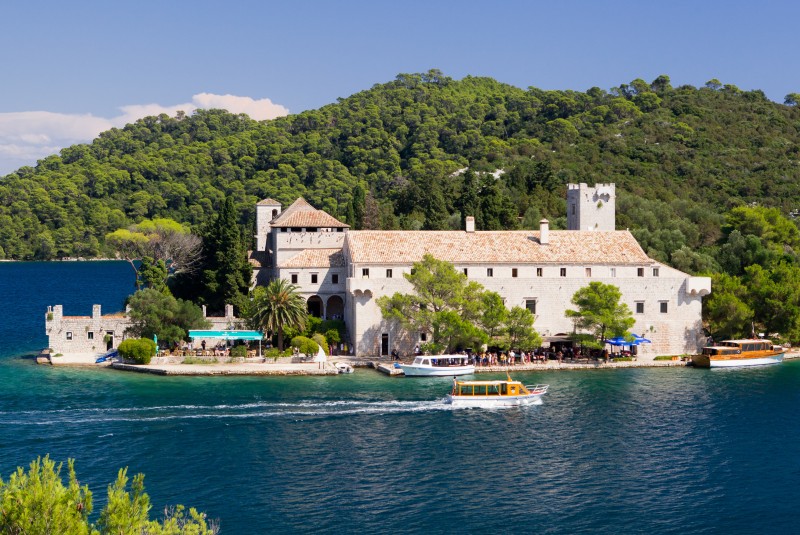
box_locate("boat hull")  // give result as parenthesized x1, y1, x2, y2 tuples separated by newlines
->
(445, 392, 545, 407)
(693, 352, 784, 368)
(400, 364, 475, 377)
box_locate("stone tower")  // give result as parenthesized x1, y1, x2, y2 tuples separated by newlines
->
(255, 198, 282, 252)
(566, 183, 615, 231)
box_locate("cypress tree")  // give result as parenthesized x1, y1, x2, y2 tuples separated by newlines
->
(200, 197, 252, 314)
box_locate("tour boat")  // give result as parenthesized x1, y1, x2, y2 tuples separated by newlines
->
(445, 375, 549, 407)
(400, 355, 475, 377)
(693, 339, 784, 368)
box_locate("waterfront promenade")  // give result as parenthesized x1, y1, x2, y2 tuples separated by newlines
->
(39, 350, 800, 376)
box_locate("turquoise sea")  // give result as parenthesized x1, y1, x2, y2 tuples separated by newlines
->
(1, 261, 799, 533)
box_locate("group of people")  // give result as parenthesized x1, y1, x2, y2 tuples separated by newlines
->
(171, 339, 231, 357)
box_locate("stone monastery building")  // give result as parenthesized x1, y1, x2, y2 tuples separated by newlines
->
(252, 183, 711, 359)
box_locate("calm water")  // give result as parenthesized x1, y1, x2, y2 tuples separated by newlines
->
(1, 262, 799, 533)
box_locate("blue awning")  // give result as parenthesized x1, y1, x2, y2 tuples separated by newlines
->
(188, 330, 264, 341)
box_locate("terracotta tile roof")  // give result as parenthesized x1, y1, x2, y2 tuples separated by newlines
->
(257, 198, 281, 206)
(248, 250, 270, 268)
(345, 230, 652, 265)
(279, 249, 345, 268)
(270, 198, 348, 228)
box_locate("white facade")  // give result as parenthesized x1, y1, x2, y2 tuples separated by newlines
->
(257, 188, 711, 359)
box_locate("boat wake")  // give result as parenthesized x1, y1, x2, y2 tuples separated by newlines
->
(0, 399, 462, 426)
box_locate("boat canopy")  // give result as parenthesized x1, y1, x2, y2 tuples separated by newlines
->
(188, 330, 264, 341)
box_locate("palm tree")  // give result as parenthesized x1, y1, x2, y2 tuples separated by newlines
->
(250, 279, 307, 351)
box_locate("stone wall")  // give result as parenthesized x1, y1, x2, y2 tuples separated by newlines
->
(45, 303, 246, 356)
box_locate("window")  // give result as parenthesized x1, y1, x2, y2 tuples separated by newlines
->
(585, 268, 592, 277)
(307, 228, 317, 232)
(487, 268, 493, 277)
(637, 268, 645, 277)
(281, 227, 287, 232)
(332, 274, 339, 284)
(66, 332, 73, 341)
(386, 269, 393, 278)
(536, 267, 543, 277)
(311, 273, 318, 284)
(525, 299, 537, 315)
(611, 267, 617, 277)
(653, 267, 660, 277)
(660, 301, 668, 313)
(291, 273, 298, 284)
(420, 332, 427, 342)
(362, 268, 370, 278)
(571, 204, 576, 215)
(463, 268, 468, 276)
(87, 331, 94, 340)
(291, 227, 302, 232)
(635, 302, 644, 314)
(512, 268, 518, 278)
(336, 228, 344, 232)
(560, 268, 567, 277)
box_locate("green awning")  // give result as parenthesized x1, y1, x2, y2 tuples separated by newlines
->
(188, 330, 264, 341)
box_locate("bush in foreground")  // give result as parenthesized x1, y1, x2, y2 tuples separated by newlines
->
(118, 338, 157, 364)
(0, 456, 217, 534)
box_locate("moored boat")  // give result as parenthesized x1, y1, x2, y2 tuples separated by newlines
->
(334, 361, 354, 374)
(692, 339, 784, 368)
(445, 375, 548, 407)
(400, 355, 475, 377)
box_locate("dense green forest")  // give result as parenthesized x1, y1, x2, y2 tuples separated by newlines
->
(3, 70, 800, 339)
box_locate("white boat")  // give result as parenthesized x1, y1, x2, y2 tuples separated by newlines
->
(334, 362, 354, 374)
(445, 375, 549, 408)
(693, 339, 784, 368)
(400, 355, 475, 377)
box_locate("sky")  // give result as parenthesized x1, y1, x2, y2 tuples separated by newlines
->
(1, 0, 798, 175)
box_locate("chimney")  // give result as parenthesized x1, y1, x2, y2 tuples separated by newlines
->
(539, 219, 550, 245)
(465, 216, 475, 233)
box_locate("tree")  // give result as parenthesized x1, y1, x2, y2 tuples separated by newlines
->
(248, 279, 308, 351)
(0, 456, 92, 534)
(351, 185, 365, 230)
(106, 218, 201, 289)
(785, 93, 800, 106)
(504, 306, 542, 350)
(125, 289, 211, 346)
(0, 456, 217, 534)
(377, 254, 538, 353)
(199, 197, 252, 314)
(703, 272, 753, 340)
(566, 282, 635, 348)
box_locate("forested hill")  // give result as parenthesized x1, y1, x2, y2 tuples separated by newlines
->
(1, 70, 799, 268)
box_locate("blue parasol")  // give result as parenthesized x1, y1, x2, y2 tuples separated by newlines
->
(631, 333, 652, 344)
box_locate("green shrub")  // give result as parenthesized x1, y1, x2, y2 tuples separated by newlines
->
(312, 333, 328, 354)
(290, 336, 318, 355)
(265, 348, 282, 358)
(118, 338, 156, 364)
(613, 356, 633, 362)
(324, 329, 340, 344)
(654, 355, 674, 361)
(230, 345, 248, 357)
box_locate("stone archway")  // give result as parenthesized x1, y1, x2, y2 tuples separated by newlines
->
(307, 295, 324, 318)
(326, 295, 344, 320)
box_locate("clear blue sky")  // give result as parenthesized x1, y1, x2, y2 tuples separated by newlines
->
(1, 0, 798, 174)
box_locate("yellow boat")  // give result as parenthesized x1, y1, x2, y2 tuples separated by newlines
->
(445, 374, 548, 408)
